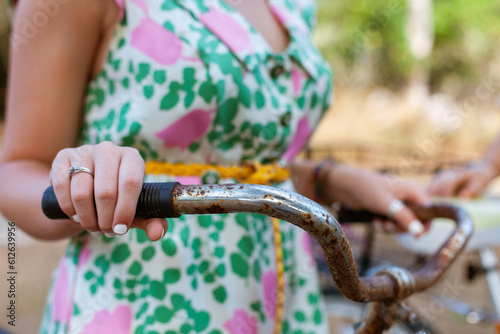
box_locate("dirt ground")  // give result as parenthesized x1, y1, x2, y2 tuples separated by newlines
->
(0, 232, 68, 334)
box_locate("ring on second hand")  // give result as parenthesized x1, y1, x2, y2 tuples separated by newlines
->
(69, 166, 94, 178)
(387, 199, 404, 219)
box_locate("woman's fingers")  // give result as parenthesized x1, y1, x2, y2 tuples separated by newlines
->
(384, 180, 429, 236)
(50, 142, 150, 238)
(458, 164, 495, 198)
(389, 205, 424, 235)
(459, 177, 484, 199)
(68, 147, 99, 233)
(428, 170, 469, 197)
(93, 142, 121, 236)
(429, 166, 493, 199)
(398, 181, 430, 205)
(112, 148, 145, 236)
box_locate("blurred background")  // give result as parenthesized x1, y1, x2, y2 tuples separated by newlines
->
(317, 0, 500, 174)
(2, 0, 500, 161)
(1, 1, 500, 333)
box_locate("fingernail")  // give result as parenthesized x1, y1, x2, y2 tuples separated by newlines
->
(72, 214, 80, 223)
(113, 224, 128, 235)
(161, 228, 166, 238)
(373, 222, 383, 232)
(104, 232, 116, 238)
(91, 231, 103, 238)
(408, 220, 424, 235)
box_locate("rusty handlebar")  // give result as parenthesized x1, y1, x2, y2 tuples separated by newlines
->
(42, 182, 473, 303)
(171, 183, 473, 303)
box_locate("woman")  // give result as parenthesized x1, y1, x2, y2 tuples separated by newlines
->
(0, 0, 428, 332)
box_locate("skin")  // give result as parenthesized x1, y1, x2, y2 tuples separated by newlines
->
(429, 136, 500, 198)
(0, 0, 165, 240)
(0, 0, 429, 242)
(290, 161, 430, 234)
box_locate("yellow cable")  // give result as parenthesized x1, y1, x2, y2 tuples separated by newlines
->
(272, 217, 284, 334)
(144, 161, 289, 184)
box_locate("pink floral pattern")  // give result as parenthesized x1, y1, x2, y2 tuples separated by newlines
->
(82, 305, 132, 334)
(262, 270, 278, 319)
(283, 115, 312, 162)
(155, 108, 216, 150)
(52, 261, 72, 324)
(224, 309, 258, 334)
(199, 7, 254, 54)
(78, 239, 92, 270)
(131, 18, 184, 66)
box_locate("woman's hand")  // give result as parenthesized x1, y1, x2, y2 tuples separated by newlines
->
(325, 165, 430, 235)
(428, 162, 497, 199)
(50, 142, 167, 241)
(290, 161, 430, 235)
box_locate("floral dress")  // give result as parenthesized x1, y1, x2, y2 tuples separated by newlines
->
(39, 0, 333, 333)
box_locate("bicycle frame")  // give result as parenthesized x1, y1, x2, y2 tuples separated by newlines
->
(42, 182, 474, 333)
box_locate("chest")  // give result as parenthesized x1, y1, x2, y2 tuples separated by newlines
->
(82, 0, 332, 164)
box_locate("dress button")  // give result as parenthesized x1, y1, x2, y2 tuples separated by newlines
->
(280, 111, 292, 126)
(202, 170, 220, 184)
(270, 65, 285, 78)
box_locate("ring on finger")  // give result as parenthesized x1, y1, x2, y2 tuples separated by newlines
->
(69, 166, 94, 178)
(387, 199, 404, 219)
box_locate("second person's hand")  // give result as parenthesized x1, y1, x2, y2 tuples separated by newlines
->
(428, 161, 497, 199)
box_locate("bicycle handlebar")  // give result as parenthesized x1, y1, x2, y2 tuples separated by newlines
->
(42, 182, 473, 303)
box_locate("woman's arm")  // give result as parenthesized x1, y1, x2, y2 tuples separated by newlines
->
(0, 0, 118, 239)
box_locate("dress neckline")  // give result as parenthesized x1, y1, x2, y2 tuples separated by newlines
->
(221, 0, 292, 55)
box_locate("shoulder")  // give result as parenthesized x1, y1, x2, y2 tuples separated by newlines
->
(10, 0, 120, 52)
(11, 0, 119, 28)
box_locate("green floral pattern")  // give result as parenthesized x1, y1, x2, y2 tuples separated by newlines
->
(40, 0, 332, 332)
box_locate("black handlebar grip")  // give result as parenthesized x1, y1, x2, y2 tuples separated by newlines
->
(337, 208, 387, 223)
(41, 186, 68, 219)
(135, 182, 181, 219)
(42, 182, 181, 220)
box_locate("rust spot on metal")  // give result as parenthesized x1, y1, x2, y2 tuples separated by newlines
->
(192, 204, 228, 214)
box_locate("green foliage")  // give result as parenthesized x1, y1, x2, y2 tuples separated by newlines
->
(315, 0, 500, 92)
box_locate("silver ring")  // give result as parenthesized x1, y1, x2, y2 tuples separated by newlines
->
(387, 199, 404, 219)
(69, 166, 94, 178)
